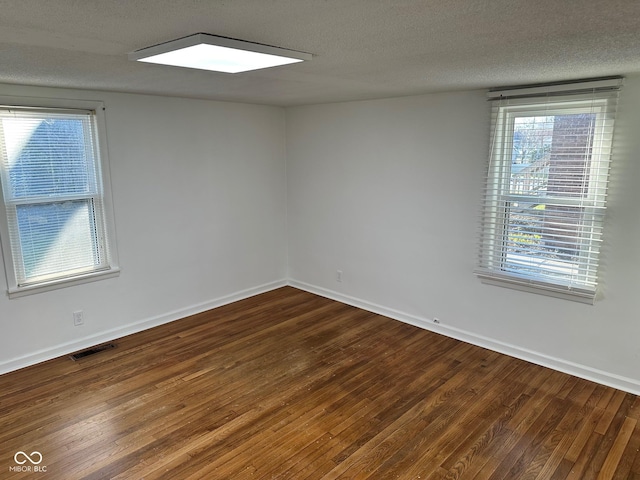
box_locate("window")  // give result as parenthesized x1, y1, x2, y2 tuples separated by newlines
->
(0, 98, 119, 297)
(477, 78, 622, 304)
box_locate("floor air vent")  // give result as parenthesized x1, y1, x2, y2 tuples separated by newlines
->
(70, 343, 116, 361)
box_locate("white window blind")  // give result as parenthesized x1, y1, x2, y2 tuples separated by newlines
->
(476, 77, 622, 304)
(0, 104, 116, 294)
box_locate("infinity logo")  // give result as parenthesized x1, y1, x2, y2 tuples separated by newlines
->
(14, 451, 43, 465)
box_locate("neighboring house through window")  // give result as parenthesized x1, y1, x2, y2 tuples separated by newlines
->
(477, 77, 622, 304)
(0, 97, 119, 298)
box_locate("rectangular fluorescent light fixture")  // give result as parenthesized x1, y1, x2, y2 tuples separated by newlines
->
(129, 33, 312, 73)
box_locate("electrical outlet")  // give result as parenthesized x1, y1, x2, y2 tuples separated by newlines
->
(336, 270, 343, 283)
(73, 310, 84, 326)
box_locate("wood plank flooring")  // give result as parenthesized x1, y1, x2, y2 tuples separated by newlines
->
(0, 286, 638, 479)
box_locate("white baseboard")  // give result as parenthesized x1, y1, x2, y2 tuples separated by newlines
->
(288, 279, 640, 396)
(0, 279, 287, 375)
(6, 277, 639, 396)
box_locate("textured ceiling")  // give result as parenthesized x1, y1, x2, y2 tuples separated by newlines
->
(1, 0, 639, 106)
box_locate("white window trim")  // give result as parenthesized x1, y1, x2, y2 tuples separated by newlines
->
(476, 78, 622, 304)
(0, 96, 120, 298)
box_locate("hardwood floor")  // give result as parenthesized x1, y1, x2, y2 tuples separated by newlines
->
(1, 287, 638, 479)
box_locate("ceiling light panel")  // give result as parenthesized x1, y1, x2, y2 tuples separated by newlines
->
(129, 34, 312, 73)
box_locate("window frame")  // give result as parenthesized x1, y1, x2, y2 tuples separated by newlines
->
(477, 81, 620, 304)
(0, 96, 119, 298)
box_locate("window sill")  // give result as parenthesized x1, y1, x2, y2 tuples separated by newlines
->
(476, 271, 596, 305)
(7, 268, 120, 299)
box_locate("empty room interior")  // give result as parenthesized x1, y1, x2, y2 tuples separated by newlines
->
(1, 1, 640, 478)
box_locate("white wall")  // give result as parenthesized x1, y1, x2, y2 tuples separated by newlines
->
(0, 84, 288, 372)
(286, 79, 640, 393)
(3, 77, 639, 393)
